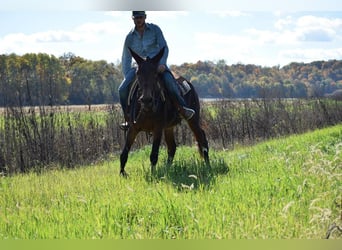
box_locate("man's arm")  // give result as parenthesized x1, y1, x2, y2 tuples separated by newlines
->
(121, 35, 133, 77)
(154, 24, 169, 66)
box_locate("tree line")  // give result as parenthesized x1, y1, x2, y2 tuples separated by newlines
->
(0, 53, 341, 107)
(171, 59, 342, 99)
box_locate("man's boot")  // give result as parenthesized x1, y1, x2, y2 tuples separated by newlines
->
(119, 112, 130, 130)
(179, 106, 195, 120)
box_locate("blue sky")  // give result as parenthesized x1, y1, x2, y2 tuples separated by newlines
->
(1, 1, 342, 67)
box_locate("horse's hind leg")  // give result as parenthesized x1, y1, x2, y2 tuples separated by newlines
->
(188, 120, 210, 166)
(164, 128, 176, 166)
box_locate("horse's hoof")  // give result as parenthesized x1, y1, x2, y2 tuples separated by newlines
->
(166, 157, 174, 167)
(205, 160, 211, 170)
(120, 170, 128, 178)
(151, 165, 156, 175)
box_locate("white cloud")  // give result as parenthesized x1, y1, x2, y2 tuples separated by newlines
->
(242, 14, 342, 46)
(298, 28, 336, 42)
(193, 32, 255, 64)
(76, 21, 119, 34)
(192, 13, 342, 66)
(295, 16, 342, 42)
(274, 15, 342, 43)
(274, 15, 293, 30)
(296, 15, 342, 29)
(1, 11, 342, 67)
(104, 11, 125, 18)
(0, 20, 126, 56)
(280, 48, 342, 61)
(209, 11, 250, 18)
(34, 30, 81, 43)
(147, 11, 189, 20)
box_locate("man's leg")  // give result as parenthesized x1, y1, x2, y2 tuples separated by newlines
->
(161, 71, 195, 120)
(118, 68, 136, 129)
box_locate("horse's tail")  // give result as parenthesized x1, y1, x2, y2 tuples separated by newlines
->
(177, 76, 209, 163)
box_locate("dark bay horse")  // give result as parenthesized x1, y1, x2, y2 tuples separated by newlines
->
(119, 47, 209, 176)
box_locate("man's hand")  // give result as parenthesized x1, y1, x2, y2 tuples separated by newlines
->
(157, 64, 166, 73)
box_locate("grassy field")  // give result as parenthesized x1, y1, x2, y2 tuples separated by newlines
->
(0, 125, 341, 239)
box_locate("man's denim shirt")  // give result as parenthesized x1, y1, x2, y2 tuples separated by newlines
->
(121, 23, 169, 77)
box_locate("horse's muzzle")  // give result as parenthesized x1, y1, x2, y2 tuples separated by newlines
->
(140, 96, 153, 110)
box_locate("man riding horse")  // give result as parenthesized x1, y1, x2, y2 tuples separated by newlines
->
(118, 11, 195, 130)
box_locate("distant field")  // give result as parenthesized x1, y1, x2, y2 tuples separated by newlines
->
(0, 104, 115, 114)
(0, 124, 341, 239)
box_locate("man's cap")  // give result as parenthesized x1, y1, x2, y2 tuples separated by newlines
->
(132, 11, 146, 18)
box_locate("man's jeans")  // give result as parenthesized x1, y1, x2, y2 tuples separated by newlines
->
(118, 68, 136, 113)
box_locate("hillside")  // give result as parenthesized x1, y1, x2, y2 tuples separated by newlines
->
(0, 124, 341, 239)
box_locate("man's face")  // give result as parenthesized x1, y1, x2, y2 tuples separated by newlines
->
(133, 15, 146, 28)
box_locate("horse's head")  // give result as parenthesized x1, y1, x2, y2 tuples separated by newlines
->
(129, 47, 165, 110)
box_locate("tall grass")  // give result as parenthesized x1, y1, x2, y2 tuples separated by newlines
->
(0, 125, 340, 239)
(1, 98, 342, 174)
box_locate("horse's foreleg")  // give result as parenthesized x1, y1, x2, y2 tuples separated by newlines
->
(120, 128, 138, 177)
(164, 128, 176, 166)
(150, 129, 162, 174)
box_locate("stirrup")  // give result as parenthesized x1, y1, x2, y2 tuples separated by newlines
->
(119, 121, 129, 131)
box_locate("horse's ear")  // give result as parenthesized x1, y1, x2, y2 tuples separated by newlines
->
(129, 47, 145, 65)
(151, 47, 165, 64)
